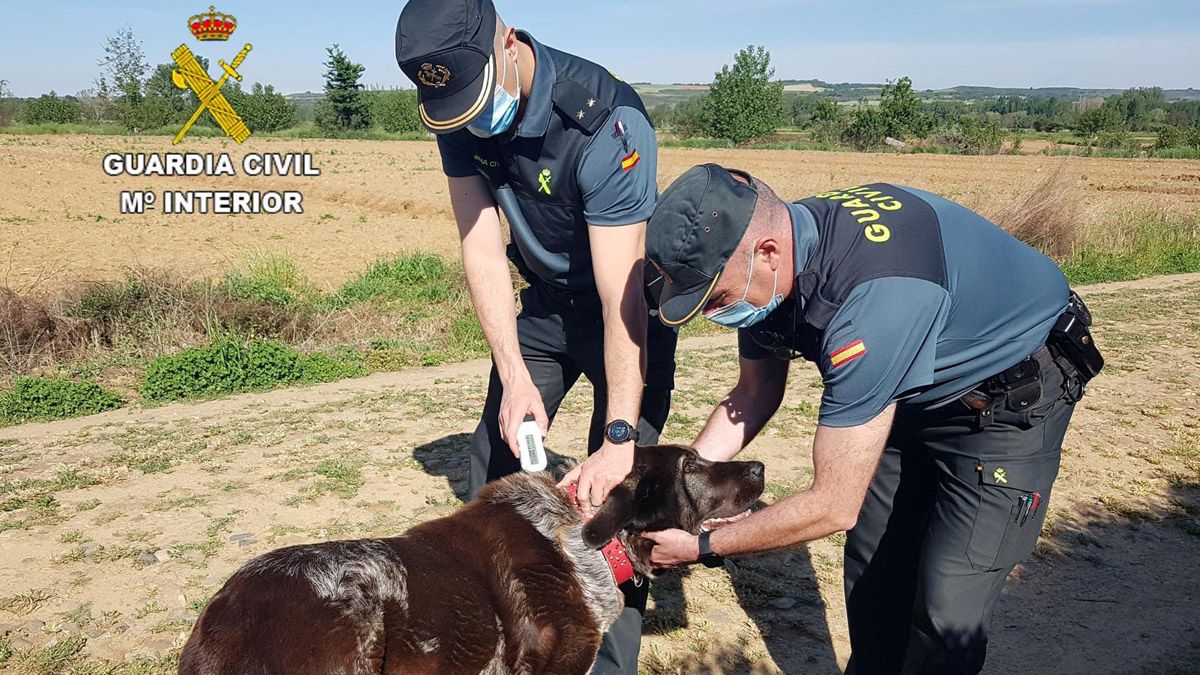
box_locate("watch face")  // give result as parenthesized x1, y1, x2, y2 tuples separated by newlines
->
(607, 420, 632, 443)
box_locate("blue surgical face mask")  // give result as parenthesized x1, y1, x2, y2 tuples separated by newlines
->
(467, 50, 520, 138)
(704, 249, 783, 328)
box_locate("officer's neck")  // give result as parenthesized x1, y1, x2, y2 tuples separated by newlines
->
(512, 34, 537, 128)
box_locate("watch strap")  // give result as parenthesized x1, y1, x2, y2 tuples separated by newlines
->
(697, 530, 725, 568)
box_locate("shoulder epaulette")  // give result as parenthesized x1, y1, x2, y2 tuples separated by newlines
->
(552, 78, 610, 135)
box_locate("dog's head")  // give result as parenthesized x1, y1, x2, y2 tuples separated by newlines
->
(580, 445, 764, 575)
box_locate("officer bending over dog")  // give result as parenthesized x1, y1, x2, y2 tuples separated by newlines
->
(396, 1, 677, 671)
(634, 165, 1103, 674)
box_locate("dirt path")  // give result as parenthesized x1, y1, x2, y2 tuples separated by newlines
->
(1, 274, 1198, 674)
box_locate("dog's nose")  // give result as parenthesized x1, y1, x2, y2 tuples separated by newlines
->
(746, 462, 764, 479)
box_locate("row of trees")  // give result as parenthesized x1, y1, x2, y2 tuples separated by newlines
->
(650, 46, 1200, 153)
(4, 35, 1197, 155)
(0, 30, 424, 137)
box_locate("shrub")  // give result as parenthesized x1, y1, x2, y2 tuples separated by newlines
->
(22, 92, 83, 124)
(226, 83, 298, 133)
(671, 95, 709, 139)
(374, 90, 421, 133)
(1188, 126, 1200, 149)
(842, 107, 888, 149)
(117, 95, 177, 131)
(1155, 126, 1185, 150)
(1096, 129, 1131, 149)
(0, 378, 124, 425)
(940, 117, 1005, 155)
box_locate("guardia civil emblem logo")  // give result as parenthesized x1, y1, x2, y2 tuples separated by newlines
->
(170, 6, 253, 144)
(418, 63, 452, 88)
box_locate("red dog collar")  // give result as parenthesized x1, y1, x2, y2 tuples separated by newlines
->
(566, 484, 635, 586)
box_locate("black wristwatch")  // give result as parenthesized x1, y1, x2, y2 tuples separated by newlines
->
(603, 419, 639, 445)
(697, 530, 725, 568)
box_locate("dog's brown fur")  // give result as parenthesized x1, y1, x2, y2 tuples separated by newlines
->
(178, 445, 764, 675)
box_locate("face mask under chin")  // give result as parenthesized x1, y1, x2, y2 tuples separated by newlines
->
(705, 250, 784, 329)
(467, 50, 520, 138)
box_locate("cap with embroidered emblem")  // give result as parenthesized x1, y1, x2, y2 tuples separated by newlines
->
(396, 0, 500, 134)
(646, 164, 760, 326)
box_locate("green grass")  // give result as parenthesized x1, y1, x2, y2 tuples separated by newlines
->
(334, 253, 455, 306)
(1063, 211, 1200, 285)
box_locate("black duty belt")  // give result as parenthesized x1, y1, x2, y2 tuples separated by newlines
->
(959, 291, 1104, 420)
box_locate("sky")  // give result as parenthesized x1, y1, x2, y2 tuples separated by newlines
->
(3, 0, 1198, 98)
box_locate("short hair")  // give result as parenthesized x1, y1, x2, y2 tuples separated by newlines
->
(721, 175, 788, 280)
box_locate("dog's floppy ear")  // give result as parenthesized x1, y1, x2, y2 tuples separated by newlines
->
(582, 485, 635, 549)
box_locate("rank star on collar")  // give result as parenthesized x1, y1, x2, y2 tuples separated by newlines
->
(576, 110, 586, 121)
(587, 98, 596, 108)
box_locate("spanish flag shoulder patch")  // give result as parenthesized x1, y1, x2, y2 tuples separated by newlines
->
(829, 339, 867, 368)
(621, 149, 640, 172)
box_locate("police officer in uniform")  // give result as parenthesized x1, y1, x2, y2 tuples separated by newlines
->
(636, 165, 1103, 674)
(396, 1, 676, 671)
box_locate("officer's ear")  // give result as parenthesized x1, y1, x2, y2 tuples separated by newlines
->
(501, 25, 518, 59)
(753, 237, 783, 272)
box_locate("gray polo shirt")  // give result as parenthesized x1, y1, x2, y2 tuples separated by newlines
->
(740, 186, 1069, 427)
(435, 32, 658, 288)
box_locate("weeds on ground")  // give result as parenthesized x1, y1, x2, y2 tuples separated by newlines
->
(0, 377, 124, 425)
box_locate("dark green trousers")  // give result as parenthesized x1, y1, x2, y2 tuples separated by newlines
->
(845, 347, 1076, 675)
(467, 281, 678, 675)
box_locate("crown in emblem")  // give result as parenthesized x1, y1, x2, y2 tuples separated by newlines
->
(189, 5, 237, 41)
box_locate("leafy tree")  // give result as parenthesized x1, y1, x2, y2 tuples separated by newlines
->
(704, 45, 784, 145)
(98, 28, 147, 104)
(373, 89, 421, 133)
(23, 92, 83, 124)
(1075, 105, 1122, 137)
(879, 76, 935, 139)
(316, 44, 371, 133)
(145, 63, 191, 120)
(0, 79, 16, 126)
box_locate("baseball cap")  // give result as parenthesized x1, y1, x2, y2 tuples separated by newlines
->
(396, 0, 499, 134)
(646, 164, 760, 326)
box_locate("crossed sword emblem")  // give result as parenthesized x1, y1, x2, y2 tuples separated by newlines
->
(171, 43, 253, 145)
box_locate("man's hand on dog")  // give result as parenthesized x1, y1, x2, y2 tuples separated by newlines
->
(643, 529, 700, 567)
(498, 378, 549, 459)
(645, 510, 751, 567)
(557, 441, 634, 516)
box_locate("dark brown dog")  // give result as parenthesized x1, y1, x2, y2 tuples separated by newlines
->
(178, 445, 764, 674)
